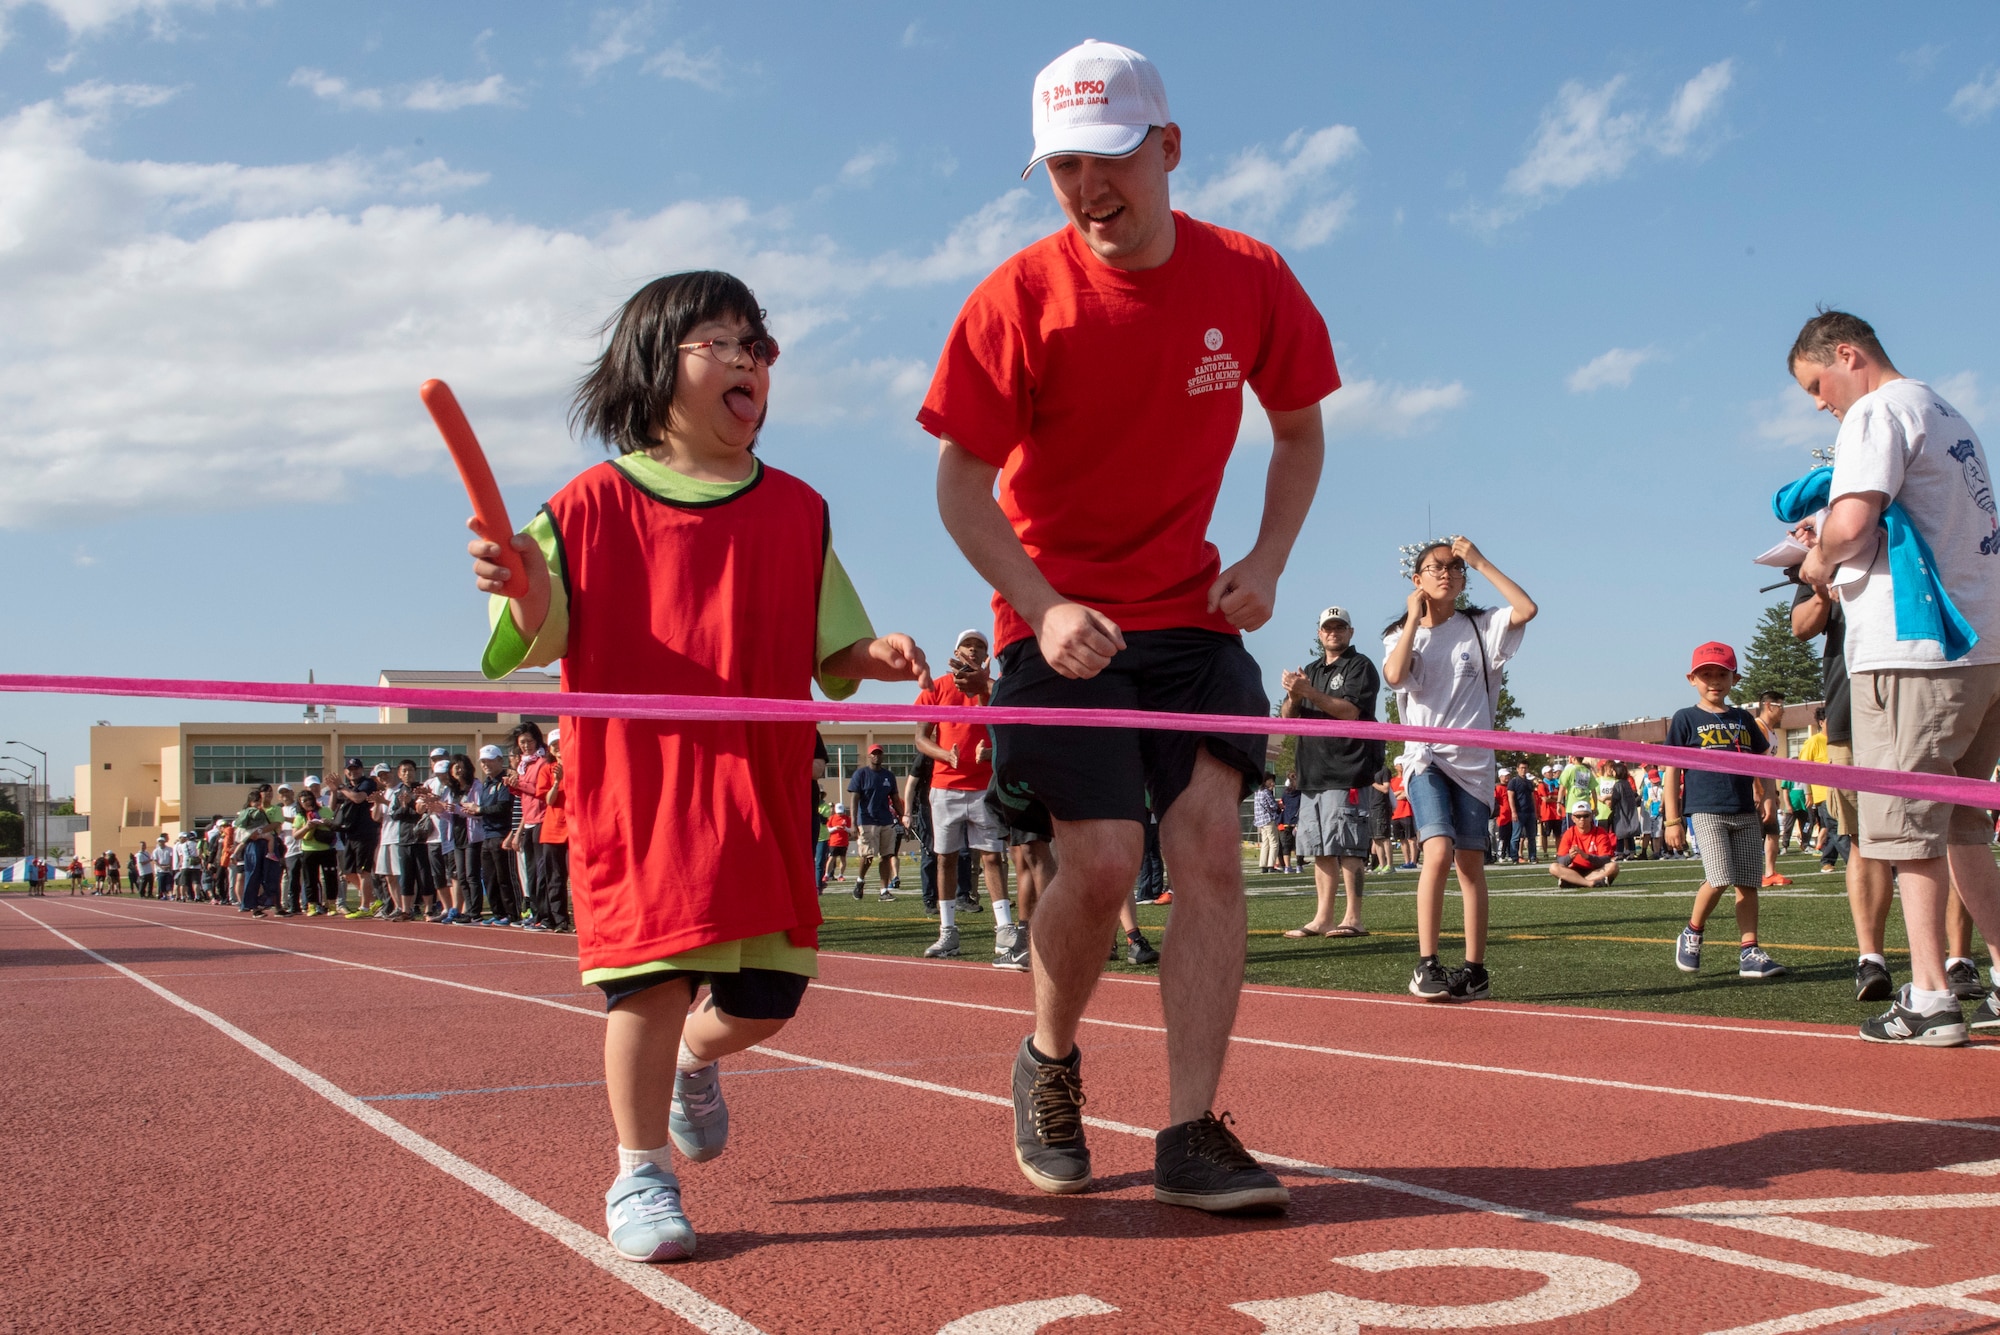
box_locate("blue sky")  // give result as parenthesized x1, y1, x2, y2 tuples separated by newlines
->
(4, 0, 1999, 792)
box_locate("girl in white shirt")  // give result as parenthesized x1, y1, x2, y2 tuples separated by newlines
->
(1382, 536, 1537, 1003)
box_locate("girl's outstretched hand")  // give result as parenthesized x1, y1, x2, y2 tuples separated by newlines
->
(824, 634, 932, 688)
(467, 518, 549, 640)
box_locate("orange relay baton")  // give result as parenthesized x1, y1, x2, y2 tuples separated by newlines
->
(420, 379, 528, 592)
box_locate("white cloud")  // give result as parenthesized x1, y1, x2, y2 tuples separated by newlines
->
(1948, 68, 2000, 125)
(0, 0, 250, 44)
(291, 67, 521, 113)
(1656, 60, 1734, 156)
(900, 21, 919, 48)
(642, 43, 722, 89)
(570, 3, 652, 78)
(1751, 388, 1834, 451)
(1899, 44, 1944, 79)
(1320, 378, 1468, 437)
(1936, 371, 1989, 427)
(0, 91, 1056, 528)
(1566, 346, 1658, 393)
(1464, 60, 1733, 229)
(1175, 125, 1362, 249)
(837, 142, 896, 187)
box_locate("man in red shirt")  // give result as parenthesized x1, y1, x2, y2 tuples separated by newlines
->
(1550, 800, 1620, 888)
(920, 39, 1336, 1214)
(914, 629, 1017, 963)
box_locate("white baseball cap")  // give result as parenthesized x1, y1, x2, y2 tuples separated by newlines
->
(1023, 39, 1170, 179)
(429, 747, 448, 758)
(548, 727, 561, 744)
(955, 628, 988, 650)
(1317, 605, 1352, 628)
(303, 775, 321, 787)
(1569, 799, 1594, 816)
(478, 744, 505, 761)
(432, 760, 451, 774)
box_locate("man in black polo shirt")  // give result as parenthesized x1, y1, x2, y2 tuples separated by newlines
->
(1279, 605, 1382, 937)
(331, 756, 380, 917)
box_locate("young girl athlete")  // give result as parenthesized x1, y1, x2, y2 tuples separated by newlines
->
(467, 270, 930, 1262)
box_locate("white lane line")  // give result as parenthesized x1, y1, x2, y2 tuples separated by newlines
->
(56, 902, 2000, 1135)
(825, 952, 1893, 1046)
(804, 982, 2000, 1136)
(1701, 1271, 2000, 1335)
(1943, 1158, 2000, 1176)
(130, 898, 577, 962)
(1655, 1194, 2000, 1258)
(50, 900, 607, 1016)
(745, 1041, 2000, 1326)
(2, 900, 762, 1335)
(41, 900, 2000, 1329)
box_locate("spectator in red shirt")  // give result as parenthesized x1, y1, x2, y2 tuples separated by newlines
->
(1550, 800, 1620, 887)
(914, 629, 1016, 964)
(824, 805, 851, 883)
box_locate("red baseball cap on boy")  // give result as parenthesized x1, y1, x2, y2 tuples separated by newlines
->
(1689, 641, 1738, 674)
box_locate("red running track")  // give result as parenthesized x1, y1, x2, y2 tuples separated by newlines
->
(8, 893, 2000, 1334)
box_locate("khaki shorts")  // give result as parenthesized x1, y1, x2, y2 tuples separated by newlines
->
(857, 824, 898, 858)
(1851, 664, 2000, 860)
(1823, 740, 1859, 839)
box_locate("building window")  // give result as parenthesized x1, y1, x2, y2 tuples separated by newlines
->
(127, 807, 155, 826)
(343, 743, 469, 770)
(192, 744, 324, 786)
(826, 743, 859, 775)
(408, 709, 499, 723)
(878, 743, 920, 777)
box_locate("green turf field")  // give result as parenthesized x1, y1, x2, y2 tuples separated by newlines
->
(817, 848, 1998, 1027)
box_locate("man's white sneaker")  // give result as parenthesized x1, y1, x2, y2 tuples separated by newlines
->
(923, 926, 961, 959)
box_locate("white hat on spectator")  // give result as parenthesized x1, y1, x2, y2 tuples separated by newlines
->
(478, 744, 505, 761)
(1317, 605, 1351, 628)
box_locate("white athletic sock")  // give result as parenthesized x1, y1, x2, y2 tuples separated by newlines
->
(1909, 986, 1959, 1017)
(938, 898, 957, 929)
(617, 1143, 672, 1175)
(1860, 953, 1887, 968)
(1948, 956, 1975, 971)
(992, 899, 1013, 928)
(677, 1040, 707, 1073)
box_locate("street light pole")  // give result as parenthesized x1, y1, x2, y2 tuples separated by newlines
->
(7, 741, 47, 857)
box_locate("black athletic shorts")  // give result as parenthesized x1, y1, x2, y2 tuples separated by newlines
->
(596, 967, 810, 1020)
(989, 627, 1267, 827)
(1390, 816, 1415, 841)
(338, 839, 377, 875)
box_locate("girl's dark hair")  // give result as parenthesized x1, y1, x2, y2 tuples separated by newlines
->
(299, 790, 318, 811)
(448, 755, 475, 789)
(512, 720, 545, 751)
(1380, 540, 1488, 639)
(570, 270, 771, 454)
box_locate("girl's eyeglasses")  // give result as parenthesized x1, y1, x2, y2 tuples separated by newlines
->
(677, 336, 780, 368)
(1418, 560, 1467, 577)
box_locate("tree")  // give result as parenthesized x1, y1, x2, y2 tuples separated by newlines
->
(1732, 600, 1823, 706)
(0, 809, 19, 858)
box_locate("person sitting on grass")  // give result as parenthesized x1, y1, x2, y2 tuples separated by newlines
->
(1665, 641, 1786, 981)
(1550, 800, 1619, 887)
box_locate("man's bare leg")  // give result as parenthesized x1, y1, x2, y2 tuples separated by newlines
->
(1305, 855, 1339, 932)
(1337, 856, 1365, 929)
(1157, 751, 1249, 1125)
(1030, 821, 1142, 1060)
(1848, 854, 1892, 956)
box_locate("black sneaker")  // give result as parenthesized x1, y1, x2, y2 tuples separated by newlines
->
(1860, 987, 1968, 1047)
(1408, 958, 1452, 1001)
(955, 895, 984, 915)
(1973, 993, 2000, 1030)
(1012, 1038, 1090, 1194)
(1126, 932, 1160, 966)
(1153, 1112, 1289, 1213)
(1948, 960, 1986, 1001)
(1855, 958, 1894, 1003)
(1447, 961, 1490, 1002)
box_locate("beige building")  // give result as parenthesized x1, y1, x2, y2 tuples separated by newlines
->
(73, 668, 921, 858)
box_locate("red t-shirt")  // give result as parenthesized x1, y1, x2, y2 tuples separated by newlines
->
(1492, 782, 1512, 825)
(1558, 826, 1616, 861)
(826, 813, 851, 848)
(915, 674, 992, 791)
(1390, 774, 1411, 820)
(917, 213, 1338, 650)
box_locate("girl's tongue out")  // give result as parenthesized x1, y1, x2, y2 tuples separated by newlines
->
(723, 386, 759, 423)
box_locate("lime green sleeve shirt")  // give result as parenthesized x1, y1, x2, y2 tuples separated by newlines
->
(481, 455, 875, 699)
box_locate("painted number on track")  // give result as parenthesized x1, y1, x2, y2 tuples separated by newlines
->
(935, 1251, 1641, 1334)
(1232, 1248, 1642, 1333)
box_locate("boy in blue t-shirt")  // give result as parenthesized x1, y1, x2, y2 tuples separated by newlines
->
(1662, 642, 1784, 980)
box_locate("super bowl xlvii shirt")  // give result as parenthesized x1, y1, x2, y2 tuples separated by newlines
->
(1665, 704, 1767, 815)
(1830, 379, 2000, 671)
(1293, 648, 1382, 793)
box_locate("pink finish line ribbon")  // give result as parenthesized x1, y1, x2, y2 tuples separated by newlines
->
(4, 672, 1997, 811)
